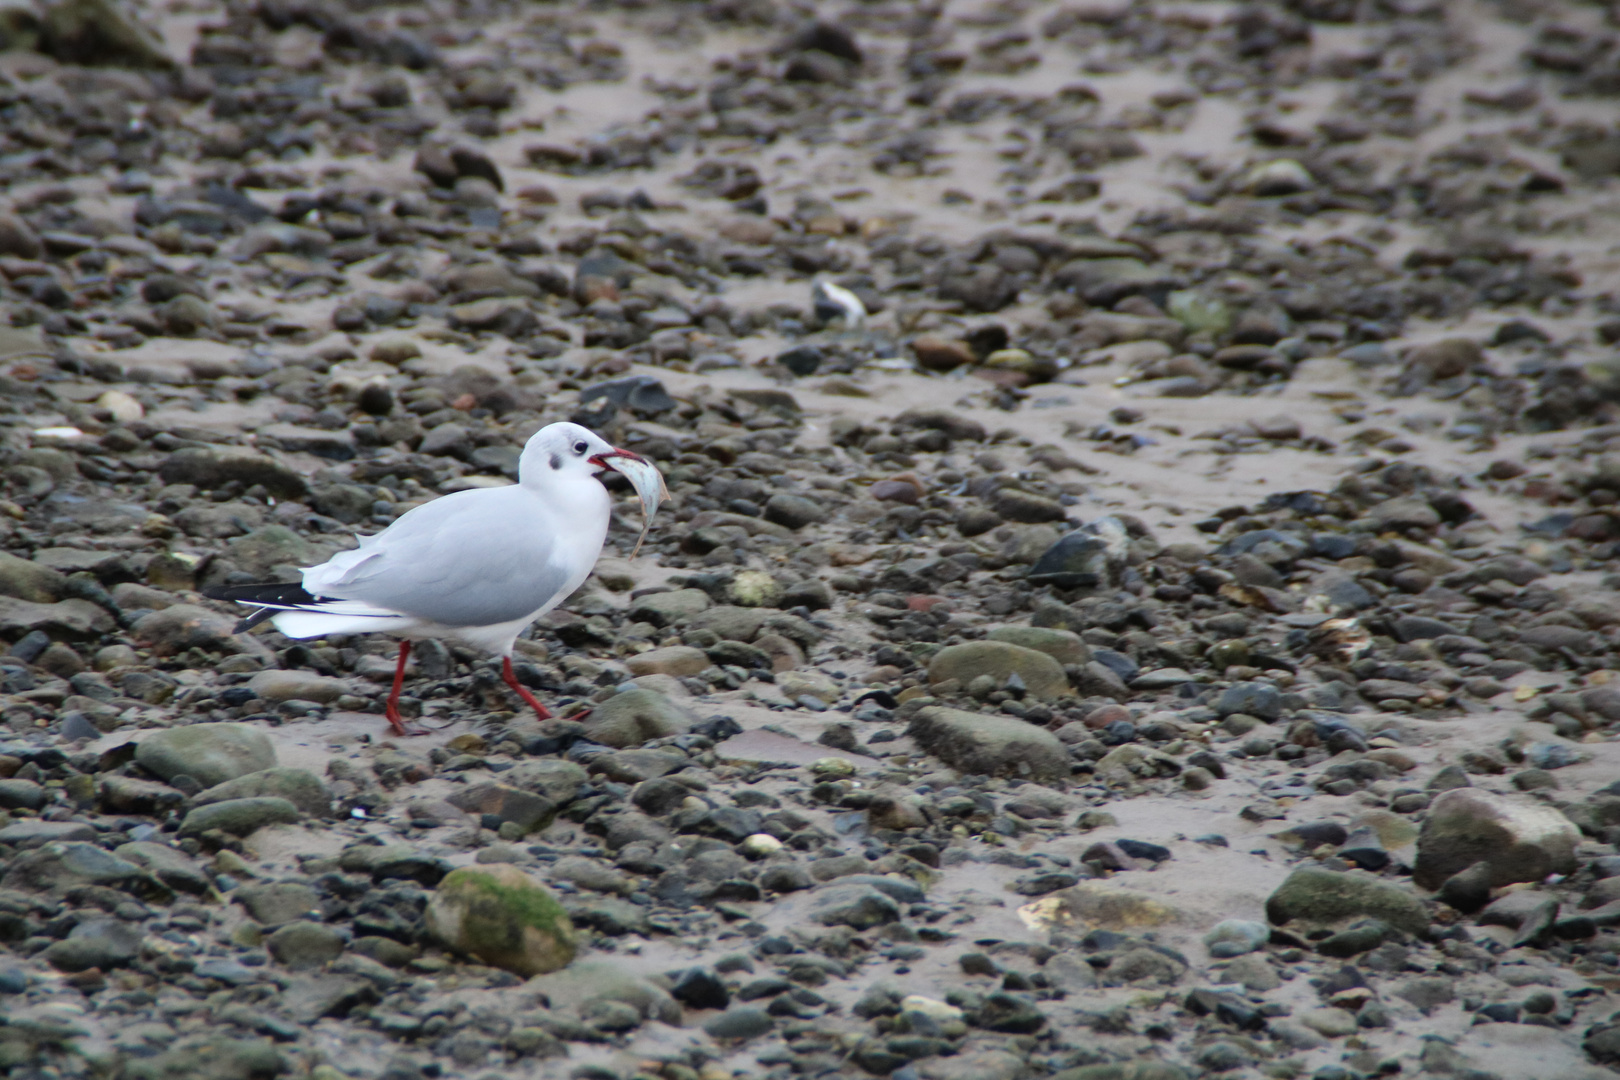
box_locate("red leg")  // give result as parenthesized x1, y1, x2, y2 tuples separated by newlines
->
(502, 656, 551, 720)
(384, 640, 415, 737)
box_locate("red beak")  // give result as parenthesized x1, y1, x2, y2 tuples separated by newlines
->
(588, 447, 647, 470)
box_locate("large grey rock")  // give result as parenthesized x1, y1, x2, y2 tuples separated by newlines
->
(132, 604, 243, 655)
(267, 922, 346, 970)
(193, 768, 330, 817)
(0, 778, 47, 811)
(1265, 866, 1428, 937)
(582, 689, 693, 748)
(686, 605, 770, 641)
(0, 821, 95, 847)
(0, 596, 112, 639)
(99, 774, 186, 816)
(235, 881, 321, 927)
(810, 883, 901, 929)
(906, 706, 1068, 781)
(179, 797, 301, 837)
(445, 782, 554, 830)
(501, 760, 587, 805)
(121, 1036, 286, 1080)
(1413, 788, 1580, 890)
(115, 841, 211, 895)
(43, 919, 142, 972)
(763, 493, 825, 530)
(1214, 681, 1282, 720)
(136, 723, 276, 788)
(226, 527, 317, 578)
(157, 447, 307, 499)
(0, 551, 68, 602)
(1, 841, 157, 896)
(42, 0, 175, 68)
(530, 960, 681, 1024)
(627, 588, 711, 627)
(928, 641, 1071, 700)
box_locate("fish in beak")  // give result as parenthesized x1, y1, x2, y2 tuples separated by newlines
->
(589, 447, 670, 557)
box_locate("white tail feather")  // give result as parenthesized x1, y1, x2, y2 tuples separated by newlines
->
(270, 610, 411, 639)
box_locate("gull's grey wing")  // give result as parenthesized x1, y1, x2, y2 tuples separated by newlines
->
(315, 488, 576, 627)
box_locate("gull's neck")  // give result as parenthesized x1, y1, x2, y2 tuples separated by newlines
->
(521, 466, 610, 523)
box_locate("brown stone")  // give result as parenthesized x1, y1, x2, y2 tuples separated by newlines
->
(911, 335, 976, 372)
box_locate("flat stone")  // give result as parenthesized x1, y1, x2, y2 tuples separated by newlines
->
(581, 689, 693, 748)
(0, 779, 48, 811)
(1298, 1006, 1358, 1037)
(115, 841, 210, 895)
(0, 596, 113, 639)
(625, 645, 709, 678)
(0, 551, 69, 602)
(529, 959, 681, 1024)
(236, 881, 321, 927)
(711, 729, 880, 770)
(157, 446, 308, 499)
(446, 783, 555, 830)
(703, 1006, 774, 1040)
(1035, 884, 1181, 932)
(627, 588, 711, 627)
(906, 706, 1069, 781)
(1, 842, 155, 896)
(246, 670, 348, 704)
(0, 821, 95, 847)
(136, 723, 277, 788)
(132, 604, 243, 655)
(192, 768, 330, 817)
(178, 797, 301, 837)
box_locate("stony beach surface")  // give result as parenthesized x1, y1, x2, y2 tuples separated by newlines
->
(1, 1, 1620, 1078)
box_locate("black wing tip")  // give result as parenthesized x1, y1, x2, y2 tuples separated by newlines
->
(232, 608, 280, 633)
(204, 582, 319, 606)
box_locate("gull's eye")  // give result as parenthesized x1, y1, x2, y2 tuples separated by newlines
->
(573, 440, 589, 455)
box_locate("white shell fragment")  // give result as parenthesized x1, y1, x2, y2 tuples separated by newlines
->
(812, 280, 867, 329)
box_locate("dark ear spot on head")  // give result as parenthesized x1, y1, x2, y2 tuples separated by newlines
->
(549, 453, 561, 470)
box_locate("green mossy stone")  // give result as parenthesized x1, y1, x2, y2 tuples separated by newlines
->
(425, 864, 578, 976)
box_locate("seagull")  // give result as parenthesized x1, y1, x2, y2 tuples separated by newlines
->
(206, 422, 668, 737)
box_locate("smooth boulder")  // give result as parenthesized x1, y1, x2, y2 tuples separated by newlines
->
(135, 723, 276, 789)
(1265, 866, 1428, 937)
(905, 706, 1068, 782)
(927, 641, 1071, 700)
(1413, 788, 1580, 890)
(581, 689, 693, 748)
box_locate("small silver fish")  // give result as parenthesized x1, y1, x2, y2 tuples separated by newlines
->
(602, 453, 670, 557)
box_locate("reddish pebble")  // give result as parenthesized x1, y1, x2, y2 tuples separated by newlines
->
(907, 595, 948, 612)
(1083, 704, 1131, 729)
(871, 479, 921, 504)
(1081, 841, 1140, 872)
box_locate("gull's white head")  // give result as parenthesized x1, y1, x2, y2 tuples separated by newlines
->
(519, 422, 618, 486)
(517, 421, 669, 555)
